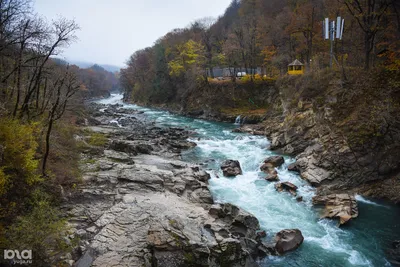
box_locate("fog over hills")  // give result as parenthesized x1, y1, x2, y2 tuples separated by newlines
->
(65, 59, 122, 72)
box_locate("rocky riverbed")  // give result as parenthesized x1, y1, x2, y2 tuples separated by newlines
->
(62, 101, 303, 267)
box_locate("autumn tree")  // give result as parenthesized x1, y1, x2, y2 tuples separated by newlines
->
(342, 0, 392, 69)
(192, 17, 216, 78)
(167, 39, 205, 76)
(285, 0, 323, 65)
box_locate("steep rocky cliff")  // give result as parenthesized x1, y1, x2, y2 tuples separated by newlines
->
(242, 69, 400, 202)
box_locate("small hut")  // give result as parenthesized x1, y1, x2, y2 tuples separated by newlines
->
(288, 59, 304, 75)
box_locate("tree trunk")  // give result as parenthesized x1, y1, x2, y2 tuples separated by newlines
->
(42, 115, 53, 176)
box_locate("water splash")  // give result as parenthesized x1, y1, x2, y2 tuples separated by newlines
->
(109, 119, 122, 127)
(355, 195, 388, 208)
(234, 115, 241, 125)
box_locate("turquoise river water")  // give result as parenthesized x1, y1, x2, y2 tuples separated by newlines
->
(99, 94, 400, 267)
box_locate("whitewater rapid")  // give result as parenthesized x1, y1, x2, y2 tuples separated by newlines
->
(97, 94, 398, 267)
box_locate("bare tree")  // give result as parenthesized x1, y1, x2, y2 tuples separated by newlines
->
(19, 17, 79, 119)
(42, 65, 81, 175)
(192, 17, 216, 78)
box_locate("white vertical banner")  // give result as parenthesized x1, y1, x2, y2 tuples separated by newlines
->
(336, 17, 341, 39)
(340, 19, 345, 40)
(325, 18, 329, 40)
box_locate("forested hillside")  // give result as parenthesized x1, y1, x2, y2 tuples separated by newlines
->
(121, 0, 400, 107)
(77, 64, 120, 98)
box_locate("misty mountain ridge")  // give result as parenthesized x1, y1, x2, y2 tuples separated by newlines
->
(52, 58, 122, 72)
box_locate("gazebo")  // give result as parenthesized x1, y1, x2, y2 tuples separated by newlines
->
(288, 59, 305, 75)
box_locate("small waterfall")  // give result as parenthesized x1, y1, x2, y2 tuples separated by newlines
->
(234, 115, 241, 125)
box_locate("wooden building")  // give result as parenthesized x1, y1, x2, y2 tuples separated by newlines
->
(288, 59, 304, 75)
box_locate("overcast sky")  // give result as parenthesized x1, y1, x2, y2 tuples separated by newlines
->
(34, 0, 232, 67)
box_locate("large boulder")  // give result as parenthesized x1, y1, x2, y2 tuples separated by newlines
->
(312, 194, 358, 225)
(265, 170, 279, 182)
(221, 160, 243, 177)
(261, 156, 285, 170)
(110, 140, 153, 155)
(275, 182, 298, 196)
(274, 229, 304, 254)
(287, 162, 300, 173)
(260, 156, 285, 182)
(147, 203, 262, 267)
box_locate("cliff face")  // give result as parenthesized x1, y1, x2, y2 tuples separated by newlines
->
(258, 69, 400, 202)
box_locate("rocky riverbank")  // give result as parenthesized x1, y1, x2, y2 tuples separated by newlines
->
(231, 70, 400, 205)
(62, 101, 303, 267)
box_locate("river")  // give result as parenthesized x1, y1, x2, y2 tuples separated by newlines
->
(98, 94, 400, 267)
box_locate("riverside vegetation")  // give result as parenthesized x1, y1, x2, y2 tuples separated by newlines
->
(0, 0, 119, 265)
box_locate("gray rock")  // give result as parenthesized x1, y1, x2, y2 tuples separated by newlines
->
(75, 249, 95, 267)
(221, 160, 243, 177)
(265, 170, 279, 182)
(275, 229, 304, 254)
(288, 162, 300, 173)
(275, 182, 298, 196)
(262, 156, 285, 168)
(195, 170, 211, 182)
(75, 229, 87, 237)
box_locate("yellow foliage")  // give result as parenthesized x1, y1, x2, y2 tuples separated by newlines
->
(261, 45, 277, 66)
(241, 74, 252, 82)
(0, 119, 41, 195)
(88, 132, 108, 147)
(254, 74, 263, 81)
(0, 169, 7, 196)
(168, 39, 205, 76)
(241, 74, 264, 83)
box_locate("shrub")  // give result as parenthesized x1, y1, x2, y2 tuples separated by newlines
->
(0, 119, 41, 220)
(241, 74, 252, 83)
(87, 132, 108, 147)
(3, 197, 74, 266)
(0, 119, 41, 195)
(46, 122, 82, 187)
